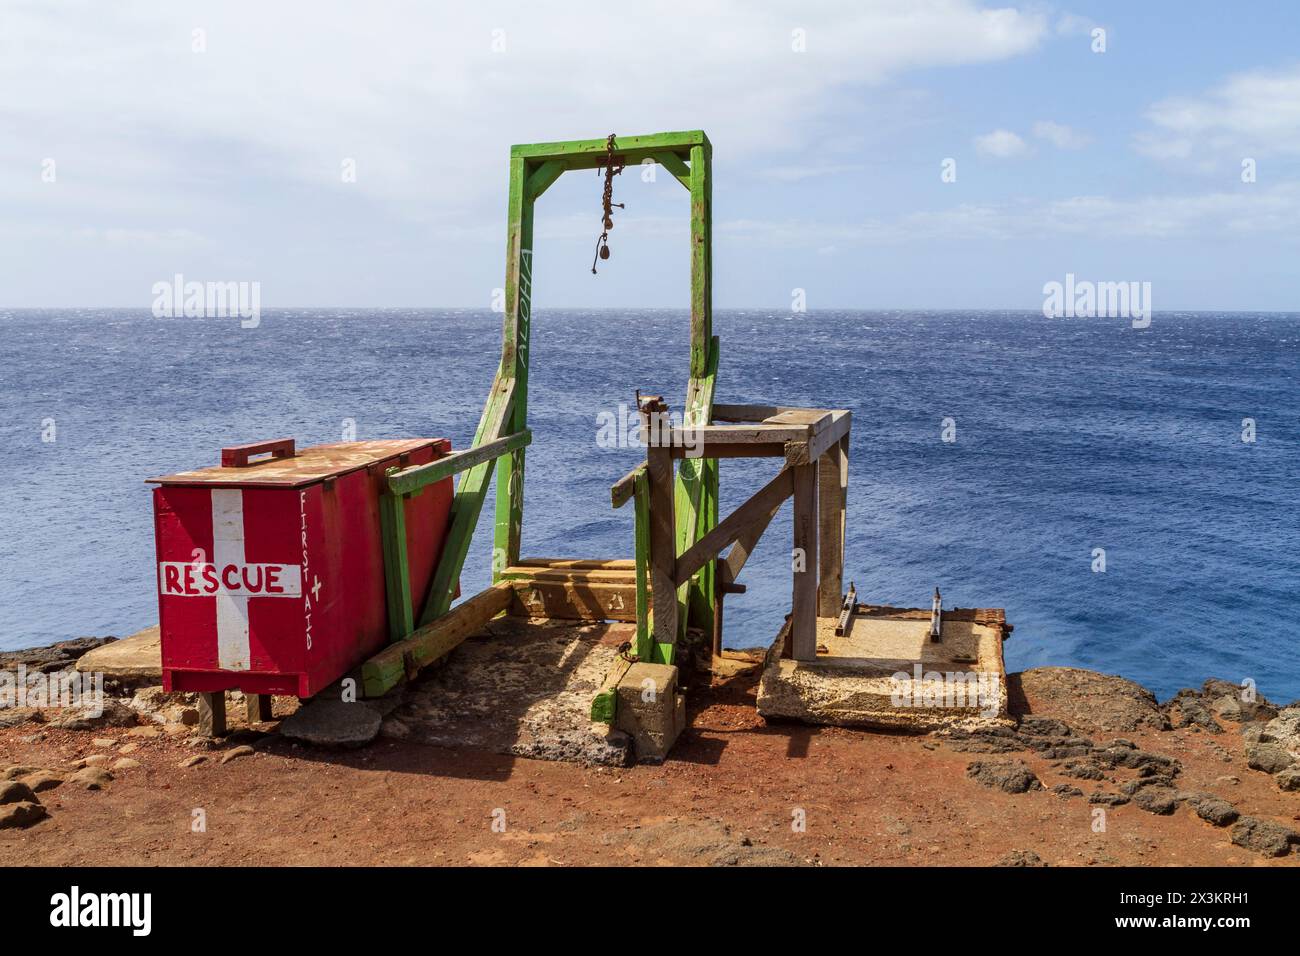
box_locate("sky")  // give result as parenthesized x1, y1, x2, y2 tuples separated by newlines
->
(2, 0, 1299, 311)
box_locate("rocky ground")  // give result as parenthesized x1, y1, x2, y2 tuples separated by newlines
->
(1, 637, 1298, 866)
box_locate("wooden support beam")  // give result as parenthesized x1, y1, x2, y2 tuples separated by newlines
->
(378, 488, 414, 641)
(643, 405, 678, 654)
(817, 435, 848, 617)
(387, 429, 531, 496)
(493, 152, 534, 577)
(525, 159, 566, 200)
(711, 403, 801, 423)
(245, 693, 273, 723)
(420, 376, 516, 625)
(510, 130, 706, 168)
(362, 582, 514, 697)
(790, 462, 819, 661)
(674, 335, 719, 641)
(652, 150, 691, 189)
(516, 557, 635, 570)
(197, 692, 226, 737)
(633, 467, 652, 659)
(611, 463, 646, 509)
(509, 579, 640, 622)
(676, 466, 794, 586)
(718, 496, 785, 587)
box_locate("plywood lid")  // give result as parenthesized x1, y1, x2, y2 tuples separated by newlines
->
(147, 439, 449, 488)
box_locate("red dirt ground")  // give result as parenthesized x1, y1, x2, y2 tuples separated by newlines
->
(2, 662, 1297, 867)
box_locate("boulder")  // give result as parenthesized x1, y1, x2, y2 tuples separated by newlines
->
(49, 698, 138, 730)
(965, 761, 1043, 794)
(1260, 706, 1300, 756)
(1274, 767, 1300, 792)
(0, 780, 38, 805)
(70, 766, 113, 790)
(1246, 743, 1295, 775)
(19, 771, 64, 794)
(278, 698, 382, 749)
(1182, 792, 1239, 827)
(1008, 668, 1170, 735)
(1133, 786, 1180, 815)
(1230, 817, 1298, 858)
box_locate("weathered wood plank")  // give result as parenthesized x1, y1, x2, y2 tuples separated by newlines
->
(633, 468, 652, 659)
(197, 692, 226, 737)
(611, 463, 647, 509)
(718, 497, 785, 587)
(493, 153, 534, 576)
(511, 130, 706, 165)
(420, 376, 515, 625)
(644, 416, 678, 650)
(673, 335, 718, 641)
(509, 579, 640, 622)
(387, 430, 531, 496)
(651, 150, 691, 189)
(362, 582, 514, 697)
(245, 693, 273, 723)
(378, 490, 414, 641)
(790, 462, 819, 661)
(517, 557, 635, 570)
(675, 466, 793, 586)
(526, 159, 566, 200)
(817, 436, 849, 617)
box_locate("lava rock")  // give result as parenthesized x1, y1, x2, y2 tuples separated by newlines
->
(1133, 786, 1180, 815)
(1230, 817, 1298, 858)
(1088, 791, 1129, 806)
(1246, 743, 1295, 775)
(1009, 668, 1170, 734)
(1274, 767, 1300, 792)
(1062, 759, 1106, 781)
(1166, 689, 1223, 733)
(1182, 792, 1239, 827)
(966, 761, 1043, 793)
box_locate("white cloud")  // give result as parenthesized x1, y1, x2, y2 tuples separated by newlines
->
(719, 183, 1300, 245)
(973, 129, 1029, 158)
(0, 0, 1048, 220)
(1032, 120, 1090, 149)
(1136, 64, 1300, 169)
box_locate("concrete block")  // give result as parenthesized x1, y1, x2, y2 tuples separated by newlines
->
(616, 663, 684, 762)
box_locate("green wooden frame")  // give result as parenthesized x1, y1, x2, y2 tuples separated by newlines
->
(372, 131, 718, 692)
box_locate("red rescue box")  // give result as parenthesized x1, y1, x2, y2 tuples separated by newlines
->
(147, 438, 453, 698)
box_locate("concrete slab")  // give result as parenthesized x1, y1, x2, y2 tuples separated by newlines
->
(756, 605, 1011, 731)
(74, 626, 161, 680)
(381, 616, 634, 766)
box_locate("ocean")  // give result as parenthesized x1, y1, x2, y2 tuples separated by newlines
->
(1, 308, 1296, 702)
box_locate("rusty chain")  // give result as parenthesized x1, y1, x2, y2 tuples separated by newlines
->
(591, 133, 625, 274)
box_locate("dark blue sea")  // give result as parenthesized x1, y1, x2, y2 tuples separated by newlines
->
(1, 308, 1296, 702)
